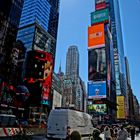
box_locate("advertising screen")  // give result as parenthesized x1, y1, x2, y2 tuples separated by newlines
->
(42, 52, 53, 105)
(88, 48, 106, 81)
(88, 104, 107, 114)
(91, 8, 109, 25)
(117, 96, 125, 119)
(88, 81, 106, 99)
(96, 2, 106, 11)
(88, 24, 105, 49)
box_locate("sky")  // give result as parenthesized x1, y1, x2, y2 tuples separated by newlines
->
(54, 0, 140, 102)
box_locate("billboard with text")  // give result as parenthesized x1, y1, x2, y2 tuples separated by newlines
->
(96, 2, 106, 11)
(88, 24, 105, 49)
(91, 8, 109, 25)
(117, 96, 125, 119)
(88, 81, 106, 99)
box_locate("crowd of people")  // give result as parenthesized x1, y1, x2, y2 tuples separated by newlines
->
(66, 124, 140, 140)
(100, 124, 139, 140)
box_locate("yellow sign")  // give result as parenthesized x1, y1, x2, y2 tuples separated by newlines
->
(117, 96, 125, 119)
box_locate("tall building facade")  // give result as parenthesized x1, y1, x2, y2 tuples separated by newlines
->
(66, 45, 79, 80)
(15, 0, 60, 120)
(108, 0, 127, 97)
(87, 0, 119, 123)
(87, 0, 127, 122)
(0, 0, 24, 82)
(63, 45, 86, 111)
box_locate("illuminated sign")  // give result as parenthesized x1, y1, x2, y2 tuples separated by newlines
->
(88, 81, 106, 99)
(88, 24, 105, 49)
(117, 96, 125, 119)
(88, 104, 107, 114)
(96, 2, 106, 11)
(91, 8, 109, 25)
(88, 48, 107, 81)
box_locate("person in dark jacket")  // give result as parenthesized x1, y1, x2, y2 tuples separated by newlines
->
(130, 126, 135, 140)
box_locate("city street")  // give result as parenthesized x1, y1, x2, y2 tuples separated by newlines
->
(1, 134, 140, 140)
(100, 133, 140, 140)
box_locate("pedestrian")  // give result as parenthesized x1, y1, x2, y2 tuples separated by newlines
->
(71, 131, 81, 140)
(104, 126, 112, 140)
(117, 125, 128, 140)
(135, 126, 139, 136)
(130, 126, 135, 140)
(92, 129, 102, 140)
(113, 127, 118, 140)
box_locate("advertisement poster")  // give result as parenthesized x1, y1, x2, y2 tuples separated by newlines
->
(91, 8, 109, 25)
(117, 96, 125, 119)
(88, 24, 105, 49)
(88, 104, 107, 114)
(96, 2, 106, 11)
(88, 81, 106, 99)
(88, 48, 106, 81)
(42, 52, 53, 105)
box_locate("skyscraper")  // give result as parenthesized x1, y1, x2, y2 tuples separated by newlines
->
(88, 0, 127, 121)
(17, 0, 59, 56)
(0, 0, 24, 82)
(66, 45, 79, 80)
(109, 0, 127, 96)
(16, 0, 60, 112)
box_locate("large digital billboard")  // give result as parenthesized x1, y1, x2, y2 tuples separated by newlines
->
(88, 104, 107, 114)
(88, 48, 107, 81)
(88, 81, 106, 99)
(88, 24, 105, 49)
(117, 96, 125, 119)
(42, 52, 53, 105)
(91, 8, 109, 25)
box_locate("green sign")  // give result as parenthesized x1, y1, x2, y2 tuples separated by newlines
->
(91, 8, 109, 25)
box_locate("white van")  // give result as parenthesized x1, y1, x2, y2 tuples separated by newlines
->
(47, 108, 95, 139)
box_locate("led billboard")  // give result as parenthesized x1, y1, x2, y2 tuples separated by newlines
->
(91, 8, 109, 25)
(88, 104, 107, 114)
(117, 96, 125, 119)
(88, 48, 107, 81)
(88, 81, 106, 99)
(42, 52, 53, 105)
(88, 24, 105, 49)
(96, 2, 106, 11)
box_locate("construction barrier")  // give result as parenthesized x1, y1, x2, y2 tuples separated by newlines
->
(0, 127, 23, 137)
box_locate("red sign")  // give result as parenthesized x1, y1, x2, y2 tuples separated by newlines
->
(96, 2, 106, 11)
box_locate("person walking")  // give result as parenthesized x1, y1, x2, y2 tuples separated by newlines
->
(130, 126, 135, 140)
(70, 131, 81, 140)
(104, 126, 112, 140)
(117, 125, 128, 140)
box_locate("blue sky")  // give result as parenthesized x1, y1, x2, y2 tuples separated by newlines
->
(55, 0, 140, 102)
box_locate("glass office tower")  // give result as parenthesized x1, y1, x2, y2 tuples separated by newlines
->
(16, 0, 60, 109)
(17, 0, 59, 55)
(0, 0, 24, 82)
(108, 0, 127, 96)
